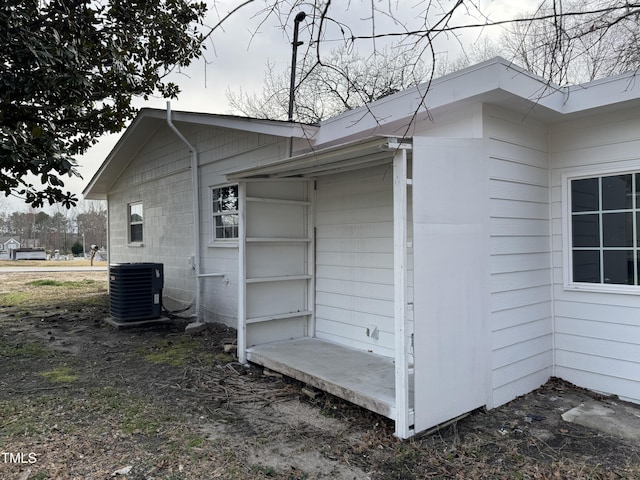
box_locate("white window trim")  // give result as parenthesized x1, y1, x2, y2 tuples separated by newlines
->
(209, 184, 239, 247)
(128, 202, 144, 246)
(562, 165, 640, 295)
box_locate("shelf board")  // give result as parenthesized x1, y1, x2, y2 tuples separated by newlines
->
(246, 237, 312, 243)
(246, 310, 313, 324)
(246, 275, 312, 284)
(246, 196, 311, 206)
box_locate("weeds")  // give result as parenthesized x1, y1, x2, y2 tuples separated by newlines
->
(140, 336, 222, 367)
(39, 366, 78, 383)
(0, 339, 51, 358)
(28, 279, 96, 287)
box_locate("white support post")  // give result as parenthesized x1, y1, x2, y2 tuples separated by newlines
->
(393, 147, 410, 438)
(237, 182, 247, 363)
(306, 180, 316, 338)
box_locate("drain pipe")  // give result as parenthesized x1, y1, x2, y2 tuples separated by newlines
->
(166, 101, 202, 323)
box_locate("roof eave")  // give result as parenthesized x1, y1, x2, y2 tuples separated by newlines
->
(82, 109, 318, 199)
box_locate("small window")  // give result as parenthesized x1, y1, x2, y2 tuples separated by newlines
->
(569, 173, 640, 286)
(129, 203, 144, 243)
(212, 185, 239, 241)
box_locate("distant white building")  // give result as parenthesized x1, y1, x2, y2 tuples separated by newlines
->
(0, 237, 20, 260)
(84, 57, 640, 438)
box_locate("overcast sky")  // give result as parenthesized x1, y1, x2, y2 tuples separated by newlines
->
(3, 0, 535, 213)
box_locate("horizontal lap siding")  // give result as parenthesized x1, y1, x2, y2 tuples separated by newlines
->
(315, 165, 395, 356)
(550, 108, 640, 404)
(487, 107, 553, 408)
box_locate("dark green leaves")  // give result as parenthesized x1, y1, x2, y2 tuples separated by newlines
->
(0, 0, 207, 208)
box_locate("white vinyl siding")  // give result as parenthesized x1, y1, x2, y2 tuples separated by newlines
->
(486, 106, 553, 408)
(314, 165, 395, 357)
(551, 107, 640, 405)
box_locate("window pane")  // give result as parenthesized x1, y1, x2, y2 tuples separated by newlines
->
(572, 214, 599, 247)
(130, 204, 143, 223)
(130, 224, 143, 243)
(571, 178, 599, 212)
(573, 250, 600, 283)
(602, 212, 633, 247)
(215, 214, 238, 239)
(603, 250, 634, 284)
(213, 186, 238, 213)
(602, 174, 632, 210)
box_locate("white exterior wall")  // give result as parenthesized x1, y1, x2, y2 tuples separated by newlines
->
(108, 121, 288, 325)
(550, 107, 640, 404)
(315, 165, 396, 357)
(197, 127, 288, 326)
(108, 124, 196, 308)
(315, 166, 394, 357)
(412, 136, 491, 430)
(485, 106, 554, 408)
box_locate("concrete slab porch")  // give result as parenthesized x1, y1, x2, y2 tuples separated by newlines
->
(562, 399, 640, 441)
(246, 337, 412, 419)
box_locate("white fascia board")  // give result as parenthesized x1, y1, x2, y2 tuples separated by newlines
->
(562, 70, 640, 114)
(160, 109, 317, 139)
(82, 112, 162, 199)
(313, 57, 640, 147)
(313, 58, 566, 145)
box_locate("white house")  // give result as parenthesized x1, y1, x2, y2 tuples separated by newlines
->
(0, 237, 20, 260)
(83, 57, 640, 438)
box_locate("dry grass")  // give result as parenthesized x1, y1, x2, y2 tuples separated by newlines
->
(0, 271, 107, 308)
(1, 271, 639, 479)
(0, 259, 107, 268)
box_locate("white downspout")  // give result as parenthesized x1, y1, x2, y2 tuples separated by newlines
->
(166, 101, 202, 323)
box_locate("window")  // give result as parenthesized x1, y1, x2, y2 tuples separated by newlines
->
(569, 173, 640, 286)
(129, 203, 143, 243)
(212, 185, 238, 240)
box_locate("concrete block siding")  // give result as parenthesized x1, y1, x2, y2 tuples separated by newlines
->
(107, 120, 289, 324)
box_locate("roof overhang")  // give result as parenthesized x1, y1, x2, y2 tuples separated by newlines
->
(85, 57, 640, 199)
(83, 109, 318, 199)
(227, 136, 410, 180)
(312, 57, 640, 145)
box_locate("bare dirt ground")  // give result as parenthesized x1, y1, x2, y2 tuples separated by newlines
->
(1, 269, 639, 479)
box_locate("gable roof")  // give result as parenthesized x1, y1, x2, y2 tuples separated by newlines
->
(84, 57, 640, 199)
(0, 236, 20, 245)
(83, 109, 318, 200)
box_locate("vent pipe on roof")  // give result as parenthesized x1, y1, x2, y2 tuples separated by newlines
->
(287, 12, 306, 122)
(166, 101, 202, 325)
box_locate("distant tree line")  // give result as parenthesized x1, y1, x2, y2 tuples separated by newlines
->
(0, 201, 106, 256)
(227, 1, 640, 123)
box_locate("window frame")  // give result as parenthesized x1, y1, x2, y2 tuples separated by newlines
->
(210, 184, 239, 245)
(563, 166, 640, 294)
(128, 202, 144, 245)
